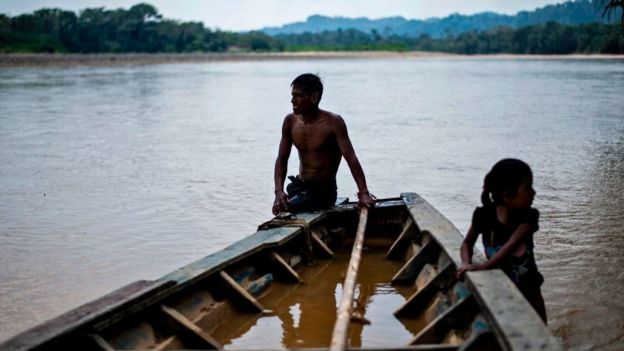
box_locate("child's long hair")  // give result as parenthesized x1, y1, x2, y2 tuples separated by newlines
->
(481, 159, 533, 207)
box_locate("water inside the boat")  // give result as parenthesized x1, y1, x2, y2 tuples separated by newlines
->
(210, 237, 427, 349)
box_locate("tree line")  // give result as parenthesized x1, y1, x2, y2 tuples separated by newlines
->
(1, 3, 622, 54)
(0, 4, 282, 53)
(278, 22, 624, 54)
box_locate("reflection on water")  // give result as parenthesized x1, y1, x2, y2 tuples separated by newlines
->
(217, 249, 415, 349)
(1, 58, 623, 349)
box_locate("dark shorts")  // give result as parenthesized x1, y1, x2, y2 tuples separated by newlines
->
(286, 175, 337, 213)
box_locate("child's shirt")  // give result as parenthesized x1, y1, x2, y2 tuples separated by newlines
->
(471, 206, 544, 295)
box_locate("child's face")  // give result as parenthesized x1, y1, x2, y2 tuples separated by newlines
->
(506, 180, 536, 209)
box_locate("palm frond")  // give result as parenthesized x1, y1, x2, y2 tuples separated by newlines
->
(600, 0, 624, 27)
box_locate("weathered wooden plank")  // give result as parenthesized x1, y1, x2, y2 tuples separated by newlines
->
(161, 211, 329, 287)
(410, 296, 479, 345)
(414, 264, 438, 291)
(161, 305, 222, 350)
(219, 271, 267, 313)
(153, 336, 175, 351)
(466, 270, 562, 351)
(394, 263, 454, 317)
(391, 236, 439, 284)
(332, 198, 405, 212)
(0, 279, 174, 351)
(330, 207, 369, 351)
(311, 231, 335, 258)
(401, 193, 486, 266)
(270, 251, 303, 283)
(458, 331, 500, 351)
(386, 217, 418, 259)
(90, 334, 115, 351)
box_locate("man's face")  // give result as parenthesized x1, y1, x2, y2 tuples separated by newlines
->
(291, 86, 318, 114)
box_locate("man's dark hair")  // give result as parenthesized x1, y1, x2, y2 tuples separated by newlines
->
(291, 73, 323, 101)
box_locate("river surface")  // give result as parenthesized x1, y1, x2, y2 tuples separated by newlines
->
(1, 57, 623, 350)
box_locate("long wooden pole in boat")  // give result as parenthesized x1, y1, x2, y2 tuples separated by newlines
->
(330, 206, 369, 351)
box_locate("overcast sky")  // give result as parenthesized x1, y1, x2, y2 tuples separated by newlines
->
(1, 0, 568, 31)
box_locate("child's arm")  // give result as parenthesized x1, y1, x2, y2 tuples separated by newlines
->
(473, 222, 533, 270)
(456, 225, 479, 278)
(460, 225, 478, 264)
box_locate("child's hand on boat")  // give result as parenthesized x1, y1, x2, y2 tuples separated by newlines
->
(456, 262, 484, 279)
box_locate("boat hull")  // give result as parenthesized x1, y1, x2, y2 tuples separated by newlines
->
(0, 193, 561, 350)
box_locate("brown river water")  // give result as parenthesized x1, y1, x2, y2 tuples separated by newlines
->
(214, 247, 418, 349)
(0, 57, 623, 349)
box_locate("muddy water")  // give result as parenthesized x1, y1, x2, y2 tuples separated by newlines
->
(1, 58, 623, 349)
(213, 245, 420, 349)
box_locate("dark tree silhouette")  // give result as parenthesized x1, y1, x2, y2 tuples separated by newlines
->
(601, 0, 624, 26)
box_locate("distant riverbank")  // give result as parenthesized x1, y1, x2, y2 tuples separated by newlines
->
(1, 52, 622, 67)
(0, 52, 443, 67)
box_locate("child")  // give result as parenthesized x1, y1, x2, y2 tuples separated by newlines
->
(457, 158, 547, 323)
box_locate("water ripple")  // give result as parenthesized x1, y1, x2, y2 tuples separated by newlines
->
(1, 59, 623, 348)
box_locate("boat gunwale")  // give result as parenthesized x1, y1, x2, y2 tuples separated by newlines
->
(400, 192, 561, 351)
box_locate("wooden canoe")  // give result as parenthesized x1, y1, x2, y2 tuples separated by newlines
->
(1, 193, 561, 351)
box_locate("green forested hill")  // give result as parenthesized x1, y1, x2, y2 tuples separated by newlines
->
(262, 0, 621, 38)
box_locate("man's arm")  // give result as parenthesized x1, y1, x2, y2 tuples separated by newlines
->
(273, 115, 293, 215)
(333, 116, 375, 207)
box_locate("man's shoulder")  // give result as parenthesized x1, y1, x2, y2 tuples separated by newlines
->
(320, 110, 345, 125)
(321, 109, 342, 119)
(283, 113, 296, 124)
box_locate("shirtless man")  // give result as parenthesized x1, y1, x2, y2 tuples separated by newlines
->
(272, 73, 375, 215)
